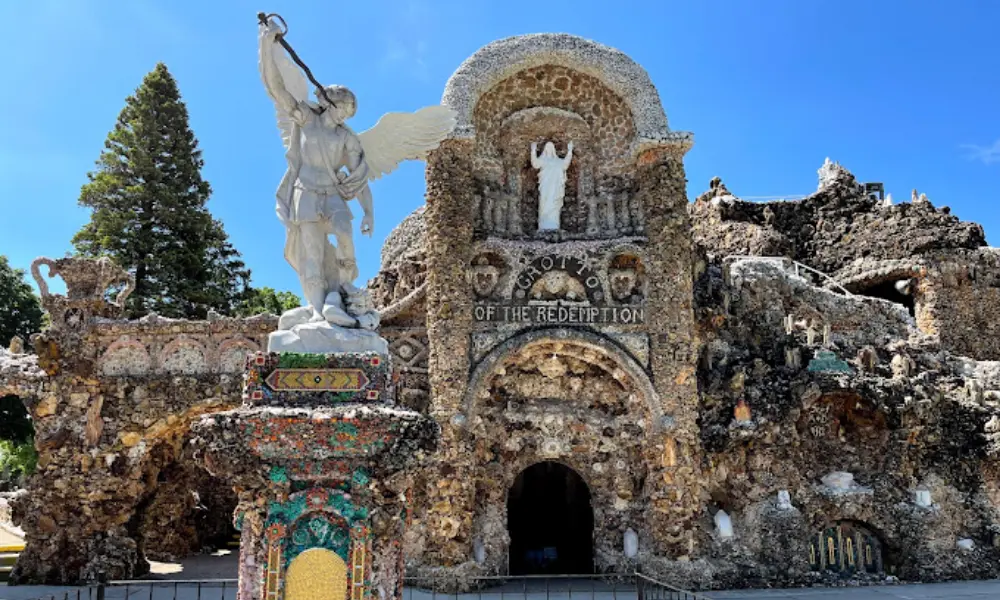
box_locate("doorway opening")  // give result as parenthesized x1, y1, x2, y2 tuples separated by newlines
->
(853, 279, 916, 317)
(507, 461, 594, 575)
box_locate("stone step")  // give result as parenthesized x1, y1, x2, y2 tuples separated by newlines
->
(0, 564, 13, 583)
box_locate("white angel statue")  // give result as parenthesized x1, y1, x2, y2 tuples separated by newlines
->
(258, 17, 455, 353)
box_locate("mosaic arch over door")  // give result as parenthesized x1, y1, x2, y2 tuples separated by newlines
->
(507, 461, 594, 575)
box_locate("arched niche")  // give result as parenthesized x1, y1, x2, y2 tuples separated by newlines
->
(797, 390, 889, 447)
(485, 107, 596, 237)
(462, 328, 660, 426)
(442, 33, 672, 143)
(809, 520, 885, 575)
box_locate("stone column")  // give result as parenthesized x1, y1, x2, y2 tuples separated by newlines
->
(633, 145, 703, 560)
(581, 167, 598, 236)
(490, 189, 508, 236)
(194, 351, 438, 600)
(422, 139, 481, 568)
(507, 166, 523, 236)
(617, 191, 632, 234)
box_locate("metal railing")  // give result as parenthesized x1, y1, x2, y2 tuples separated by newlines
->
(16, 573, 706, 600)
(723, 255, 853, 297)
(17, 579, 239, 600)
(103, 579, 238, 600)
(405, 573, 634, 600)
(635, 574, 714, 600)
(403, 572, 711, 600)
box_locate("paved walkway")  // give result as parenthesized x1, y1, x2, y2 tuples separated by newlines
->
(0, 527, 24, 550)
(705, 581, 1000, 598)
(3, 553, 1000, 600)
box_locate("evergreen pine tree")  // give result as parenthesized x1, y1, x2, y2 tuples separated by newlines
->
(73, 63, 250, 319)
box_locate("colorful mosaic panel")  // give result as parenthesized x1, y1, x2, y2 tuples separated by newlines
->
(265, 369, 370, 393)
(284, 548, 348, 600)
(264, 488, 373, 600)
(244, 352, 390, 404)
(807, 350, 853, 374)
(245, 416, 399, 461)
(267, 488, 369, 536)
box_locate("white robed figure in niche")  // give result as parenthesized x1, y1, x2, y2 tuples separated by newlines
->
(531, 141, 574, 231)
(258, 17, 455, 352)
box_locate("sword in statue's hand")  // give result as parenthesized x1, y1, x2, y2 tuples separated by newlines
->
(257, 12, 337, 112)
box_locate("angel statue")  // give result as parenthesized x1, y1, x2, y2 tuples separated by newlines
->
(531, 141, 574, 231)
(258, 15, 455, 353)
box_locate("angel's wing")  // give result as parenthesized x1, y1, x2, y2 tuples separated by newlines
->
(259, 42, 310, 149)
(357, 106, 457, 180)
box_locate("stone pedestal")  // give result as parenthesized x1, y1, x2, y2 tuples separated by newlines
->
(193, 351, 438, 600)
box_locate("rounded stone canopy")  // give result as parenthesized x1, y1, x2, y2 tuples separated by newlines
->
(380, 206, 426, 272)
(442, 33, 677, 142)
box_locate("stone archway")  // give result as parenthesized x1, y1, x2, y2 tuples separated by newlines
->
(462, 327, 660, 426)
(507, 461, 593, 575)
(458, 328, 657, 573)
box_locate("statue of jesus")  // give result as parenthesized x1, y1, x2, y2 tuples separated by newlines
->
(531, 141, 574, 231)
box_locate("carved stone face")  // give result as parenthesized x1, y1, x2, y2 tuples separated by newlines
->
(542, 142, 557, 158)
(471, 260, 500, 298)
(609, 268, 637, 301)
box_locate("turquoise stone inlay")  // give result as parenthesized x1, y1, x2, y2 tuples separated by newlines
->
(808, 350, 853, 374)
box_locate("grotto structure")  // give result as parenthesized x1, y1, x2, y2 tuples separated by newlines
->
(3, 33, 1000, 590)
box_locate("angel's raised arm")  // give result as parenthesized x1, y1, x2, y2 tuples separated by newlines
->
(258, 24, 303, 120)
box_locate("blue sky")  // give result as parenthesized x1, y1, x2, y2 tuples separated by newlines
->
(2, 0, 998, 297)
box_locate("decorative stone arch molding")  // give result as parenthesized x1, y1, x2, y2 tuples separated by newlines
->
(159, 336, 209, 375)
(460, 327, 662, 427)
(443, 33, 687, 145)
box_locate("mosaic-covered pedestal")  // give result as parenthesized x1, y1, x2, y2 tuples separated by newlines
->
(193, 351, 438, 600)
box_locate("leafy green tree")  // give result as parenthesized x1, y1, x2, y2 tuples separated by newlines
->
(237, 287, 301, 317)
(0, 439, 37, 490)
(0, 255, 44, 349)
(72, 63, 251, 319)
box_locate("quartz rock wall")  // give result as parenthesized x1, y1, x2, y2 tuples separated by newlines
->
(691, 162, 1000, 362)
(0, 258, 274, 583)
(690, 258, 1000, 584)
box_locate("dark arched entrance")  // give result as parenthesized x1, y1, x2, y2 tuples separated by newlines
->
(507, 461, 594, 575)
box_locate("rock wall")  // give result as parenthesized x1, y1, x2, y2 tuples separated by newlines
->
(364, 33, 1000, 589)
(689, 259, 1000, 584)
(1, 257, 271, 583)
(691, 162, 1000, 362)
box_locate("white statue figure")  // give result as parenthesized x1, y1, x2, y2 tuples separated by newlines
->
(531, 141, 574, 231)
(258, 18, 455, 353)
(714, 510, 734, 539)
(623, 528, 639, 559)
